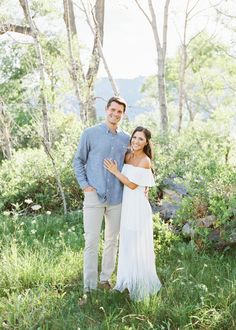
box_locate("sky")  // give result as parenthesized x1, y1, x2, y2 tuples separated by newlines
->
(0, 0, 231, 79)
(92, 0, 224, 79)
(98, 1, 160, 78)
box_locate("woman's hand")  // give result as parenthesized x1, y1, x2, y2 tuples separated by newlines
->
(104, 159, 119, 175)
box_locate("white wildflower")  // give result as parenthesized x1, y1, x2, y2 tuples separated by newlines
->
(3, 211, 11, 216)
(31, 204, 41, 211)
(31, 229, 37, 234)
(25, 199, 33, 204)
(46, 211, 51, 215)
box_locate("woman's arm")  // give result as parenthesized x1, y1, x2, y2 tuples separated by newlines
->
(104, 159, 138, 190)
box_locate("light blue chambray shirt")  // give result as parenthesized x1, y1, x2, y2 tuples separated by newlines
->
(73, 123, 130, 205)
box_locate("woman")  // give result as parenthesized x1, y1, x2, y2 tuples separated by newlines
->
(104, 126, 161, 301)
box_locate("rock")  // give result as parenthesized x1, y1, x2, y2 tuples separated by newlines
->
(196, 215, 217, 228)
(151, 203, 163, 214)
(182, 222, 195, 237)
(152, 176, 188, 220)
(162, 188, 182, 203)
(162, 178, 188, 196)
(229, 231, 236, 243)
(208, 229, 220, 242)
(159, 203, 180, 220)
(151, 201, 180, 219)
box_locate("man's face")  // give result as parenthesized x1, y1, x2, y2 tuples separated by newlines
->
(105, 101, 125, 126)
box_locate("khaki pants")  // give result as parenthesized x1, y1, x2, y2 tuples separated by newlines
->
(83, 191, 121, 292)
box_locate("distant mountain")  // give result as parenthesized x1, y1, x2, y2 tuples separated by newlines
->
(61, 76, 154, 120)
(95, 76, 153, 119)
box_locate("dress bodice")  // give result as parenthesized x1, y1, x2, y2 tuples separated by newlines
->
(122, 164, 155, 187)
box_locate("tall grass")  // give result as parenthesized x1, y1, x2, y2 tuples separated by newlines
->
(0, 213, 235, 329)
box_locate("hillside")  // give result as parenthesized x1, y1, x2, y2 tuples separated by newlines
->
(62, 76, 154, 120)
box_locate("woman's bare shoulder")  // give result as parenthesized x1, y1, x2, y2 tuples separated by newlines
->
(139, 156, 151, 169)
(125, 151, 132, 163)
(125, 152, 151, 169)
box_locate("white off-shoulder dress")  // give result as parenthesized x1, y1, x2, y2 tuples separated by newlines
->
(114, 164, 162, 301)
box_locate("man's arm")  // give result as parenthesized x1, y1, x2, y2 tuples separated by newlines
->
(73, 131, 91, 190)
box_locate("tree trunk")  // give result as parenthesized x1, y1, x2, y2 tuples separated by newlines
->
(63, 0, 77, 36)
(84, 0, 119, 96)
(178, 0, 207, 130)
(43, 141, 68, 215)
(19, 0, 51, 151)
(178, 0, 189, 132)
(85, 0, 105, 122)
(184, 94, 194, 122)
(135, 0, 170, 132)
(63, 0, 105, 123)
(178, 43, 187, 132)
(157, 53, 168, 131)
(63, 0, 86, 120)
(0, 100, 12, 160)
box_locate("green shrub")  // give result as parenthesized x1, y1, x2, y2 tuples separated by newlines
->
(0, 146, 83, 214)
(150, 125, 236, 249)
(153, 213, 180, 254)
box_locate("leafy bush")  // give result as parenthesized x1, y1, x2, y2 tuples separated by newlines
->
(0, 115, 85, 214)
(148, 123, 236, 249)
(175, 165, 236, 225)
(153, 213, 180, 254)
(0, 147, 82, 213)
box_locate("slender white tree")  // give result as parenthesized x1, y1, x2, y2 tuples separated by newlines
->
(135, 0, 170, 131)
(63, 0, 106, 122)
(19, 0, 51, 151)
(0, 99, 12, 160)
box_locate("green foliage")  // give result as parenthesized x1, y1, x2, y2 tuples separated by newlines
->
(153, 213, 180, 254)
(0, 41, 39, 156)
(149, 123, 236, 248)
(0, 213, 235, 329)
(141, 32, 236, 127)
(174, 157, 236, 229)
(188, 33, 224, 73)
(0, 41, 37, 103)
(0, 33, 73, 155)
(31, 0, 55, 16)
(209, 193, 236, 224)
(0, 113, 85, 213)
(0, 212, 84, 251)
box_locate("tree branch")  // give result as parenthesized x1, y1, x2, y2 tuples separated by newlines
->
(42, 140, 68, 215)
(0, 23, 31, 35)
(163, 0, 171, 58)
(134, 0, 152, 25)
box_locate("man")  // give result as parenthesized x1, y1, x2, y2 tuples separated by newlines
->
(73, 96, 130, 298)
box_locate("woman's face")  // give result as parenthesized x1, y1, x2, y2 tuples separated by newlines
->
(131, 131, 147, 152)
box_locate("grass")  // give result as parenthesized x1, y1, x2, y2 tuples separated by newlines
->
(0, 212, 236, 329)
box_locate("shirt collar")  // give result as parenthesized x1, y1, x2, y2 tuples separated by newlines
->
(100, 122, 121, 134)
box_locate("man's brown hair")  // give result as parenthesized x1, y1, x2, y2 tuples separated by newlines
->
(106, 96, 127, 112)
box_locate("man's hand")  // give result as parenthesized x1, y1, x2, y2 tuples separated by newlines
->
(84, 186, 96, 192)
